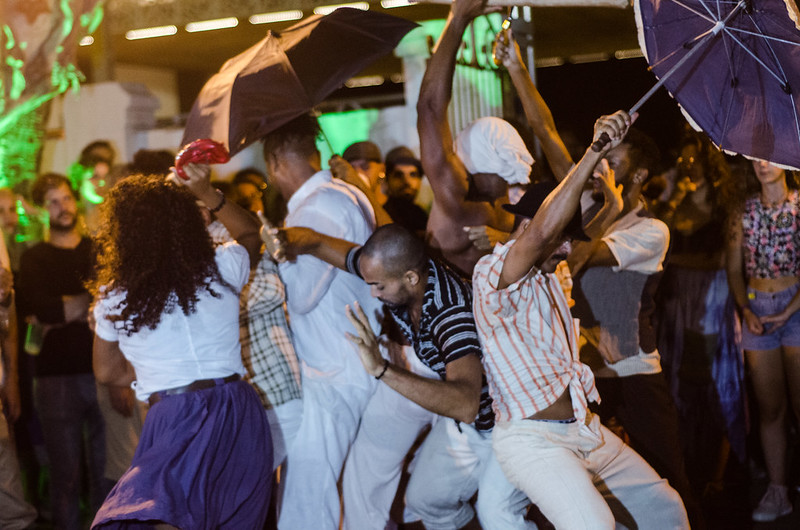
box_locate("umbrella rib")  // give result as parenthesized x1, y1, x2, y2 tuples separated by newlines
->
(747, 12, 792, 84)
(723, 28, 790, 86)
(725, 26, 800, 47)
(647, 30, 713, 70)
(666, 0, 718, 24)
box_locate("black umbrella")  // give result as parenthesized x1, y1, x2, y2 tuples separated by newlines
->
(182, 8, 418, 156)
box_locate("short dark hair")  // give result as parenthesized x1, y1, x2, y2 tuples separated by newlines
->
(79, 140, 114, 167)
(31, 173, 75, 206)
(361, 224, 427, 277)
(129, 149, 175, 176)
(621, 128, 661, 180)
(261, 114, 321, 162)
(232, 167, 267, 188)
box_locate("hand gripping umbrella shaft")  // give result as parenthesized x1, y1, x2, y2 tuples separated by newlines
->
(591, 0, 748, 152)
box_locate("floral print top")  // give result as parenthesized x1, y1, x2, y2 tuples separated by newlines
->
(742, 189, 800, 279)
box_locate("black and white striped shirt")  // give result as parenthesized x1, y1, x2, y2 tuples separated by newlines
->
(378, 257, 495, 431)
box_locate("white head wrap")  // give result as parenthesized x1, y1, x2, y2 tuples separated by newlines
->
(454, 117, 534, 185)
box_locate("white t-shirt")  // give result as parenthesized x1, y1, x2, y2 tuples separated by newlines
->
(94, 242, 249, 401)
(603, 204, 669, 274)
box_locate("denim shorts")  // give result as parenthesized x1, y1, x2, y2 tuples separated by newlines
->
(741, 283, 800, 351)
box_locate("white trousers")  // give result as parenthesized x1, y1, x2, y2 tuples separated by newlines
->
(277, 374, 374, 530)
(342, 377, 439, 530)
(493, 414, 690, 530)
(265, 397, 303, 473)
(405, 419, 536, 530)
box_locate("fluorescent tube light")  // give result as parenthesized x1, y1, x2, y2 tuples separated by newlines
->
(313, 3, 369, 15)
(125, 25, 178, 40)
(185, 17, 238, 33)
(249, 10, 304, 25)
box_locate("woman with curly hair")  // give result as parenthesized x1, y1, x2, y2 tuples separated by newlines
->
(726, 159, 800, 522)
(653, 129, 747, 495)
(89, 171, 272, 529)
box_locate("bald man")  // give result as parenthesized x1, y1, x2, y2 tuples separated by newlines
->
(274, 223, 534, 529)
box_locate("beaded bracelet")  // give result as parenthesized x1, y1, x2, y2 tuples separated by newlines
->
(208, 189, 226, 213)
(375, 359, 390, 380)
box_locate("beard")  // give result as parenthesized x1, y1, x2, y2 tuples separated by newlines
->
(49, 212, 78, 232)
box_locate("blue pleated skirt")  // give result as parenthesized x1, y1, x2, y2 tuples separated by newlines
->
(92, 379, 273, 529)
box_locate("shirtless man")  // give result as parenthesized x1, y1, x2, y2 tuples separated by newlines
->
(418, 0, 533, 277)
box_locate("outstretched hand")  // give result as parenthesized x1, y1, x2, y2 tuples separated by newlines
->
(463, 225, 509, 251)
(345, 302, 385, 376)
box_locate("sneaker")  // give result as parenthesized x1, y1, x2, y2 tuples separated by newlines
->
(752, 484, 793, 522)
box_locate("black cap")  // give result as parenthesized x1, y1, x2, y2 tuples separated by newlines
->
(343, 141, 382, 163)
(502, 181, 589, 242)
(385, 146, 422, 176)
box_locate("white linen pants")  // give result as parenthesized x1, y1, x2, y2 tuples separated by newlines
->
(342, 351, 439, 530)
(277, 374, 374, 530)
(405, 418, 536, 530)
(493, 414, 690, 530)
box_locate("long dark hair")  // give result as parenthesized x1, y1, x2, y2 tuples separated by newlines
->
(89, 174, 228, 334)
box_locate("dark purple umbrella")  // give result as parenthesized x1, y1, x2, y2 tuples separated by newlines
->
(632, 0, 800, 169)
(182, 8, 417, 155)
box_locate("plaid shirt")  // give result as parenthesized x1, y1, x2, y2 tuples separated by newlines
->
(239, 253, 302, 409)
(209, 221, 301, 407)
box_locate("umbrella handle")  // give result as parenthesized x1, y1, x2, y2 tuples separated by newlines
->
(590, 133, 611, 153)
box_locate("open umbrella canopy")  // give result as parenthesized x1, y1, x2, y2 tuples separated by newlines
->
(182, 8, 418, 156)
(635, 0, 800, 170)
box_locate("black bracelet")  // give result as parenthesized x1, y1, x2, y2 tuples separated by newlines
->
(375, 359, 390, 380)
(208, 190, 226, 213)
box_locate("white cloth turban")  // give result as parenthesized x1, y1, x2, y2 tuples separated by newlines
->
(454, 117, 534, 185)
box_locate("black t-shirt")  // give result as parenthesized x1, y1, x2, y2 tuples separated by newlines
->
(18, 238, 95, 377)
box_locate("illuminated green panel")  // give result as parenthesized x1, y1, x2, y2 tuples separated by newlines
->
(317, 109, 380, 167)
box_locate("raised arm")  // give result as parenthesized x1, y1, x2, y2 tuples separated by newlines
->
(178, 163, 263, 267)
(494, 29, 573, 180)
(499, 112, 631, 288)
(417, 0, 496, 217)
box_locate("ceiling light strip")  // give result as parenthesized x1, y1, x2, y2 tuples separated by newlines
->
(185, 17, 239, 33)
(249, 10, 304, 25)
(313, 3, 369, 16)
(125, 25, 178, 40)
(381, 0, 416, 8)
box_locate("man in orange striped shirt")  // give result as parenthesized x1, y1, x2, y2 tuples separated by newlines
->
(473, 111, 689, 530)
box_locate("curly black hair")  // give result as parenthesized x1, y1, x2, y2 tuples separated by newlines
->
(89, 173, 230, 334)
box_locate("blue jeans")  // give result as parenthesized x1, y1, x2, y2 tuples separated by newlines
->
(35, 374, 110, 530)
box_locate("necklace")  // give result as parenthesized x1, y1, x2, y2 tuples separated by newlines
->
(761, 188, 788, 208)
